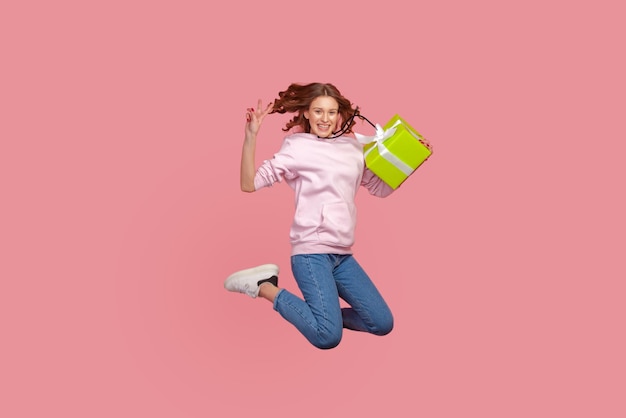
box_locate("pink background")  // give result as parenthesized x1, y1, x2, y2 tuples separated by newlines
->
(2, 0, 625, 417)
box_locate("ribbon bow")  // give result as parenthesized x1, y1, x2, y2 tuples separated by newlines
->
(354, 120, 398, 146)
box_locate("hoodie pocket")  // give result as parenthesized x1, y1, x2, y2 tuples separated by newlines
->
(317, 202, 356, 247)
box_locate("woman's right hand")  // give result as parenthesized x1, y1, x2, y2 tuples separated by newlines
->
(240, 99, 273, 192)
(245, 99, 274, 138)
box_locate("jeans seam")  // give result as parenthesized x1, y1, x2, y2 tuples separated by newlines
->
(305, 254, 329, 330)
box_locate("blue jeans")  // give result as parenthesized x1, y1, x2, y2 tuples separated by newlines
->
(273, 254, 394, 349)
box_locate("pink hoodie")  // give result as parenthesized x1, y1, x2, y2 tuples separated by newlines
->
(254, 133, 394, 255)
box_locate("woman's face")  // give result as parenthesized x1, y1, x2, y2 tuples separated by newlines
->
(304, 96, 339, 138)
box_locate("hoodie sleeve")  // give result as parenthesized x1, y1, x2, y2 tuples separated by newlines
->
(360, 166, 395, 198)
(253, 138, 298, 190)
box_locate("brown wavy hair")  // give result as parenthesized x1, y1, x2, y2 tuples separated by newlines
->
(270, 82, 357, 134)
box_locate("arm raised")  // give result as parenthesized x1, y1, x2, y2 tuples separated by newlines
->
(240, 99, 273, 192)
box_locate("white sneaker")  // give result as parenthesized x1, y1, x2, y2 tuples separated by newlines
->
(224, 264, 279, 298)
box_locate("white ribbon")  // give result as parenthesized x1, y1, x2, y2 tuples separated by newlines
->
(354, 120, 414, 176)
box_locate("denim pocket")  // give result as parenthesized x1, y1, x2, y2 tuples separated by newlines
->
(317, 202, 356, 247)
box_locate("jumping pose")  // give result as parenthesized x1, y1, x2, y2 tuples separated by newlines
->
(225, 82, 395, 349)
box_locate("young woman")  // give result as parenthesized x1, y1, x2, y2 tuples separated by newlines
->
(224, 82, 395, 349)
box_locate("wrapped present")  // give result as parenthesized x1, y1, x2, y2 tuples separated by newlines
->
(355, 114, 432, 189)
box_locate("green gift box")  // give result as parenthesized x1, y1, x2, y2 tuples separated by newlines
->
(361, 114, 432, 189)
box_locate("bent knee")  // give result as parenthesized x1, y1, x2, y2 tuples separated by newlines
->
(312, 331, 342, 350)
(372, 313, 394, 336)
